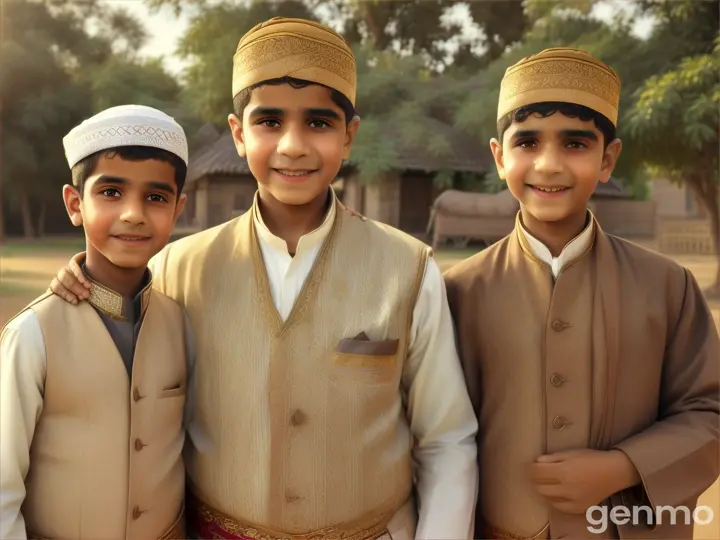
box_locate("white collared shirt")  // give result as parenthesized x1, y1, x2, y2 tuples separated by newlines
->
(519, 216, 594, 277)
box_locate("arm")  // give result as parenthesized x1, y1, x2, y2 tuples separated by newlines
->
(613, 267, 720, 508)
(401, 257, 479, 540)
(0, 311, 47, 540)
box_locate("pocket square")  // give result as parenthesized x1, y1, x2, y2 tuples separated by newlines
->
(337, 334, 399, 356)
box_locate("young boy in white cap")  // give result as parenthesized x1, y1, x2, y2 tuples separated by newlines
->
(0, 105, 190, 540)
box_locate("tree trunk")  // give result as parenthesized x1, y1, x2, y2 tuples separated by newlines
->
(20, 189, 35, 238)
(0, 181, 5, 244)
(36, 200, 47, 238)
(686, 169, 720, 296)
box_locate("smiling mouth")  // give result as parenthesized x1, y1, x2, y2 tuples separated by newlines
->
(113, 235, 151, 242)
(274, 169, 316, 177)
(528, 185, 570, 193)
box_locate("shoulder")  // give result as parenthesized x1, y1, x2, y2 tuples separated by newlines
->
(605, 234, 689, 290)
(344, 210, 431, 256)
(2, 291, 66, 335)
(158, 215, 245, 265)
(443, 235, 513, 290)
(0, 298, 48, 361)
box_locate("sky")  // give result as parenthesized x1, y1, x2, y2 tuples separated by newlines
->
(103, 0, 656, 79)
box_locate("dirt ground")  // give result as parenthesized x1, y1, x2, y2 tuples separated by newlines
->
(1, 238, 719, 538)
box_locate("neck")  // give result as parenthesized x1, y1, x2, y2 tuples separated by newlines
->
(520, 208, 589, 257)
(257, 187, 331, 255)
(85, 245, 147, 299)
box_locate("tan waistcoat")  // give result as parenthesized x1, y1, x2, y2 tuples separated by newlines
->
(153, 205, 430, 535)
(18, 291, 187, 540)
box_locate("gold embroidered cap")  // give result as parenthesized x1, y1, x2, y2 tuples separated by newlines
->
(232, 17, 357, 106)
(497, 47, 621, 126)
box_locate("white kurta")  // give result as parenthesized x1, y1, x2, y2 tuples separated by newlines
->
(1, 197, 480, 540)
(519, 214, 594, 277)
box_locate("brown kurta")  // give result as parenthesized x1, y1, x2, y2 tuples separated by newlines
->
(443, 214, 720, 540)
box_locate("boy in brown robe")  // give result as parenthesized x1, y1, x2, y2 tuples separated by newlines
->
(443, 47, 720, 539)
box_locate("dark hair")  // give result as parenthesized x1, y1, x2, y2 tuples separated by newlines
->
(497, 102, 616, 148)
(71, 145, 187, 198)
(232, 76, 356, 125)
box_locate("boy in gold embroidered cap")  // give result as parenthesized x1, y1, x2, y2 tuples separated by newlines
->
(47, 17, 479, 540)
(444, 48, 720, 539)
(0, 105, 190, 540)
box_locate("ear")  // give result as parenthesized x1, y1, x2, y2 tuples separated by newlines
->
(489, 138, 506, 180)
(342, 116, 361, 160)
(228, 114, 246, 158)
(62, 184, 83, 227)
(598, 138, 623, 184)
(173, 193, 187, 223)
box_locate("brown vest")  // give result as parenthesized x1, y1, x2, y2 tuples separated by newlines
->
(15, 291, 186, 540)
(152, 204, 429, 535)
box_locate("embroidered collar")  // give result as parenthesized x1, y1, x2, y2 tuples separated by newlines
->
(82, 265, 153, 322)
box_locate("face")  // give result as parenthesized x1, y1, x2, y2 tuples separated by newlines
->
(228, 83, 359, 206)
(490, 112, 621, 225)
(63, 154, 186, 270)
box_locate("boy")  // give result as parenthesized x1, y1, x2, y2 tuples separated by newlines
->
(0, 105, 190, 540)
(444, 47, 720, 539)
(47, 17, 479, 540)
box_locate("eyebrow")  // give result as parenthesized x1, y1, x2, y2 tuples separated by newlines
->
(248, 107, 342, 120)
(511, 129, 598, 141)
(94, 175, 176, 195)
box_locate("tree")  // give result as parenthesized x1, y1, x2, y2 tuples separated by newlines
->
(176, 1, 316, 126)
(148, 0, 528, 72)
(0, 0, 182, 237)
(626, 46, 719, 295)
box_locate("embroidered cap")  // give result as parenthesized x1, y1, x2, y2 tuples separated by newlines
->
(497, 47, 621, 126)
(232, 17, 357, 106)
(63, 104, 189, 169)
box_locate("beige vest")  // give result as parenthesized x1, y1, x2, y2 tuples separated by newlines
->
(16, 291, 187, 540)
(154, 205, 430, 535)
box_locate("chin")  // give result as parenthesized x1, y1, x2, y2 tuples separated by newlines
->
(523, 205, 575, 224)
(268, 185, 329, 206)
(103, 251, 153, 270)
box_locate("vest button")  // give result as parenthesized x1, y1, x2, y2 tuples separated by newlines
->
(134, 438, 145, 451)
(552, 415, 568, 429)
(285, 492, 302, 503)
(132, 387, 142, 401)
(290, 410, 307, 427)
(550, 373, 565, 387)
(551, 319, 568, 332)
(132, 506, 144, 520)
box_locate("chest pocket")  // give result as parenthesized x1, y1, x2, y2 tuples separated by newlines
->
(330, 332, 400, 385)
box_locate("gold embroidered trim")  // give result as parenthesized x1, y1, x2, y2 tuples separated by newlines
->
(190, 496, 391, 540)
(481, 521, 549, 540)
(84, 269, 152, 321)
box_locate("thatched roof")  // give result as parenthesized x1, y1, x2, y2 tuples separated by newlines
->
(186, 118, 491, 186)
(595, 177, 631, 198)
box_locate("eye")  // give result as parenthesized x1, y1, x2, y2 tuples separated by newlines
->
(148, 193, 168, 203)
(259, 119, 280, 128)
(101, 188, 121, 197)
(516, 139, 536, 149)
(309, 119, 331, 129)
(566, 141, 587, 149)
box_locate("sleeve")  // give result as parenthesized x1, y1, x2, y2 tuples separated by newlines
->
(613, 267, 720, 508)
(0, 311, 47, 540)
(401, 257, 479, 540)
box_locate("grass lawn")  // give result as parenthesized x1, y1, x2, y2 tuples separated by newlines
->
(0, 235, 718, 538)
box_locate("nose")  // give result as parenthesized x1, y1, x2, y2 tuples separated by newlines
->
(276, 123, 309, 159)
(120, 197, 146, 225)
(534, 145, 563, 175)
